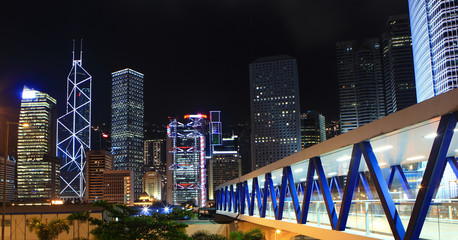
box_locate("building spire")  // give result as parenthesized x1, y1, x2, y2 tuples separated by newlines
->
(72, 39, 75, 62)
(80, 39, 83, 65)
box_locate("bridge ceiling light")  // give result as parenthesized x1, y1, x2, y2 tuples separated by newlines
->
(406, 155, 425, 161)
(373, 145, 393, 153)
(294, 168, 303, 173)
(299, 178, 306, 181)
(328, 172, 337, 176)
(336, 155, 351, 161)
(424, 133, 437, 139)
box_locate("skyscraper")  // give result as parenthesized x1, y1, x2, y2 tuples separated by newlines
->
(57, 42, 92, 199)
(408, 0, 458, 102)
(208, 135, 241, 201)
(166, 114, 207, 207)
(0, 157, 16, 202)
(144, 139, 165, 174)
(103, 170, 134, 206)
(111, 68, 144, 200)
(337, 39, 385, 133)
(17, 87, 60, 200)
(300, 110, 326, 149)
(382, 15, 416, 115)
(249, 55, 301, 170)
(85, 150, 113, 203)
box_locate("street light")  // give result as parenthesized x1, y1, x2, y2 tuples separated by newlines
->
(2, 121, 26, 240)
(275, 229, 281, 240)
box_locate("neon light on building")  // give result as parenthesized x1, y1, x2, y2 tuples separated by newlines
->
(167, 115, 207, 207)
(57, 40, 91, 199)
(408, 0, 458, 102)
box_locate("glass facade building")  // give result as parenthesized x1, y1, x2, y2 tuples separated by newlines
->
(337, 39, 386, 133)
(300, 110, 326, 149)
(408, 0, 458, 102)
(111, 68, 144, 200)
(57, 48, 92, 199)
(17, 87, 60, 200)
(382, 15, 417, 115)
(249, 55, 301, 170)
(166, 115, 207, 207)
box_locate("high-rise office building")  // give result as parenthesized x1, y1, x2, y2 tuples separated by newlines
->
(85, 150, 113, 203)
(143, 171, 162, 201)
(0, 157, 17, 203)
(337, 39, 385, 133)
(408, 0, 458, 102)
(300, 110, 326, 149)
(103, 170, 134, 206)
(249, 55, 301, 170)
(166, 114, 207, 207)
(208, 135, 241, 201)
(17, 87, 60, 200)
(382, 15, 416, 115)
(57, 43, 92, 199)
(144, 139, 165, 174)
(111, 68, 144, 200)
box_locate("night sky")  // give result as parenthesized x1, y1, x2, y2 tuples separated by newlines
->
(0, 0, 409, 132)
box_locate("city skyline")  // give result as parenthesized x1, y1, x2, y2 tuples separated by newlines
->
(0, 0, 409, 133)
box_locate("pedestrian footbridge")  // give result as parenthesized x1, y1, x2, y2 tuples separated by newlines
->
(215, 89, 458, 240)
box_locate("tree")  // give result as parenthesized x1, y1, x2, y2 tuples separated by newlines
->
(28, 217, 70, 240)
(67, 211, 91, 240)
(191, 230, 227, 240)
(229, 228, 265, 240)
(89, 201, 190, 240)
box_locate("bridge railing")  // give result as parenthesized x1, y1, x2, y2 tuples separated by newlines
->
(215, 112, 458, 240)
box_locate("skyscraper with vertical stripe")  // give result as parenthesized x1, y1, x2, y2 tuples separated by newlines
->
(408, 0, 458, 102)
(111, 68, 144, 200)
(337, 39, 385, 133)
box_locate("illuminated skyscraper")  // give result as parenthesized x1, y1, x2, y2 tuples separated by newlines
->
(408, 0, 458, 102)
(111, 68, 144, 200)
(85, 150, 113, 203)
(249, 55, 301, 170)
(300, 110, 326, 149)
(337, 39, 385, 133)
(57, 42, 92, 199)
(166, 114, 207, 207)
(382, 15, 416, 115)
(18, 87, 60, 200)
(144, 139, 165, 174)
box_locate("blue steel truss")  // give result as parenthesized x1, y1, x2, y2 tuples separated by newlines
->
(329, 176, 342, 199)
(387, 165, 414, 199)
(57, 41, 91, 199)
(215, 112, 458, 240)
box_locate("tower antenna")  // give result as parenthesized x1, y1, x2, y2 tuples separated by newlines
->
(72, 39, 75, 62)
(80, 39, 83, 64)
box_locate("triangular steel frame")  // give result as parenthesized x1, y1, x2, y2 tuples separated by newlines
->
(215, 112, 458, 240)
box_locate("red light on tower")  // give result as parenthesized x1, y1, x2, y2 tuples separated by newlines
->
(184, 114, 207, 119)
(102, 133, 109, 138)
